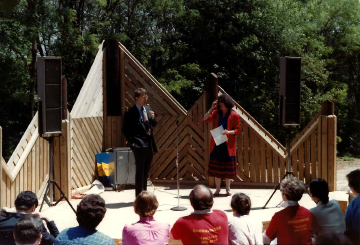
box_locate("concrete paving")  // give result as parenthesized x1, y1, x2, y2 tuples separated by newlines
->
(37, 185, 348, 240)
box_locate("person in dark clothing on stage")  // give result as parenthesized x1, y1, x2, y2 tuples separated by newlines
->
(123, 88, 158, 197)
(0, 191, 59, 245)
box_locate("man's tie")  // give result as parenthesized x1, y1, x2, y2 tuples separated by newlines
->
(141, 106, 151, 135)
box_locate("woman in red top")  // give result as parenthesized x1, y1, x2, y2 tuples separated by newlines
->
(264, 176, 312, 245)
(203, 94, 241, 196)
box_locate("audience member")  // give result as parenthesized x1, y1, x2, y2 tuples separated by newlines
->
(308, 178, 345, 239)
(13, 215, 43, 245)
(0, 191, 59, 245)
(314, 232, 353, 245)
(228, 193, 263, 245)
(54, 194, 115, 245)
(344, 169, 360, 244)
(263, 176, 312, 245)
(122, 191, 170, 245)
(170, 185, 228, 244)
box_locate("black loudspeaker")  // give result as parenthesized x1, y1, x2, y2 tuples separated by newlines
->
(279, 57, 301, 126)
(37, 57, 62, 135)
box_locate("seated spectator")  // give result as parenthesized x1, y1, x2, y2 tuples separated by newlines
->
(170, 184, 228, 244)
(122, 191, 170, 245)
(228, 193, 263, 245)
(308, 178, 345, 239)
(13, 215, 43, 245)
(55, 194, 115, 245)
(263, 176, 312, 245)
(314, 232, 353, 245)
(0, 191, 59, 245)
(344, 169, 360, 244)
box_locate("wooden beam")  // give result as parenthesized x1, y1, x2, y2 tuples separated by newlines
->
(321, 100, 334, 115)
(321, 117, 328, 181)
(327, 116, 337, 191)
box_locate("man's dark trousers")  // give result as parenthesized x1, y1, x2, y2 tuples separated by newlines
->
(131, 144, 153, 197)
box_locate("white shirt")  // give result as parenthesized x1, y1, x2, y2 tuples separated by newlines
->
(229, 214, 263, 245)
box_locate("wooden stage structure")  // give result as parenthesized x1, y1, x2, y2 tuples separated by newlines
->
(0, 40, 337, 207)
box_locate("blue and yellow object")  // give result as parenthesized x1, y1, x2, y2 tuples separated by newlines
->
(96, 152, 115, 187)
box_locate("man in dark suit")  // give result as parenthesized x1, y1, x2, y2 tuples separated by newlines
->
(0, 191, 59, 245)
(123, 88, 157, 197)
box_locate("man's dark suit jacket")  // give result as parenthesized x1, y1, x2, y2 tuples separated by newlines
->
(0, 212, 59, 245)
(123, 104, 157, 152)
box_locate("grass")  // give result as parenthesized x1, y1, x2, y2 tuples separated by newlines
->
(337, 157, 358, 162)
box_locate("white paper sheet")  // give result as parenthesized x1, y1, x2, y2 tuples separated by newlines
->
(210, 126, 228, 146)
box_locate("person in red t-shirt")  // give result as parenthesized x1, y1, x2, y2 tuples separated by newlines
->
(263, 176, 312, 245)
(170, 185, 228, 245)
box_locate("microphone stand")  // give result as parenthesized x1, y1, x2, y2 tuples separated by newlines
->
(171, 120, 187, 211)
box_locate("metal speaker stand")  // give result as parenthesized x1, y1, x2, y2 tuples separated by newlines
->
(171, 121, 187, 211)
(39, 136, 76, 213)
(262, 127, 295, 209)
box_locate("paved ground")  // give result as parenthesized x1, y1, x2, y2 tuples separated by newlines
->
(38, 185, 348, 240)
(337, 160, 360, 191)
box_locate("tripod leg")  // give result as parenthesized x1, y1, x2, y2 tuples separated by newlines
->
(53, 181, 76, 213)
(262, 182, 281, 209)
(39, 180, 51, 212)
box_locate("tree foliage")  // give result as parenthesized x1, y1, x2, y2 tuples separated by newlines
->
(0, 0, 359, 159)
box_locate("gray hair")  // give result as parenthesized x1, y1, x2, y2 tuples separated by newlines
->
(280, 176, 306, 201)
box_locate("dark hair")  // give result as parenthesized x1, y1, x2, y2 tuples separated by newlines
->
(14, 215, 42, 245)
(217, 94, 234, 110)
(189, 185, 214, 210)
(315, 232, 353, 245)
(347, 169, 360, 194)
(309, 178, 329, 204)
(15, 191, 38, 211)
(280, 176, 306, 201)
(76, 194, 106, 228)
(134, 191, 159, 217)
(134, 88, 147, 99)
(231, 193, 251, 215)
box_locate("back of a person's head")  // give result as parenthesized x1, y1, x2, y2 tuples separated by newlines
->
(134, 191, 159, 217)
(280, 176, 306, 201)
(231, 193, 251, 215)
(189, 185, 213, 211)
(314, 232, 352, 245)
(14, 215, 42, 245)
(309, 178, 329, 204)
(15, 191, 38, 212)
(76, 194, 106, 229)
(347, 169, 360, 194)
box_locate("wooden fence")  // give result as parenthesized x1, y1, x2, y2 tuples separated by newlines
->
(0, 40, 338, 207)
(0, 113, 71, 208)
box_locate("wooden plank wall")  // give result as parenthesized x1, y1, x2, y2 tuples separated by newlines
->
(149, 94, 207, 182)
(70, 117, 103, 189)
(123, 68, 206, 182)
(1, 136, 49, 208)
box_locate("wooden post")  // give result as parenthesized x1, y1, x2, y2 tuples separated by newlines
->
(319, 100, 335, 184)
(120, 49, 126, 147)
(52, 113, 71, 201)
(102, 43, 107, 152)
(205, 73, 218, 187)
(327, 115, 337, 191)
(103, 39, 121, 150)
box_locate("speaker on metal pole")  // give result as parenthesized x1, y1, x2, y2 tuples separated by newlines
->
(279, 57, 301, 126)
(37, 57, 62, 136)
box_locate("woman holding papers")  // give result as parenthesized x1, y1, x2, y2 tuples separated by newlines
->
(203, 94, 241, 196)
